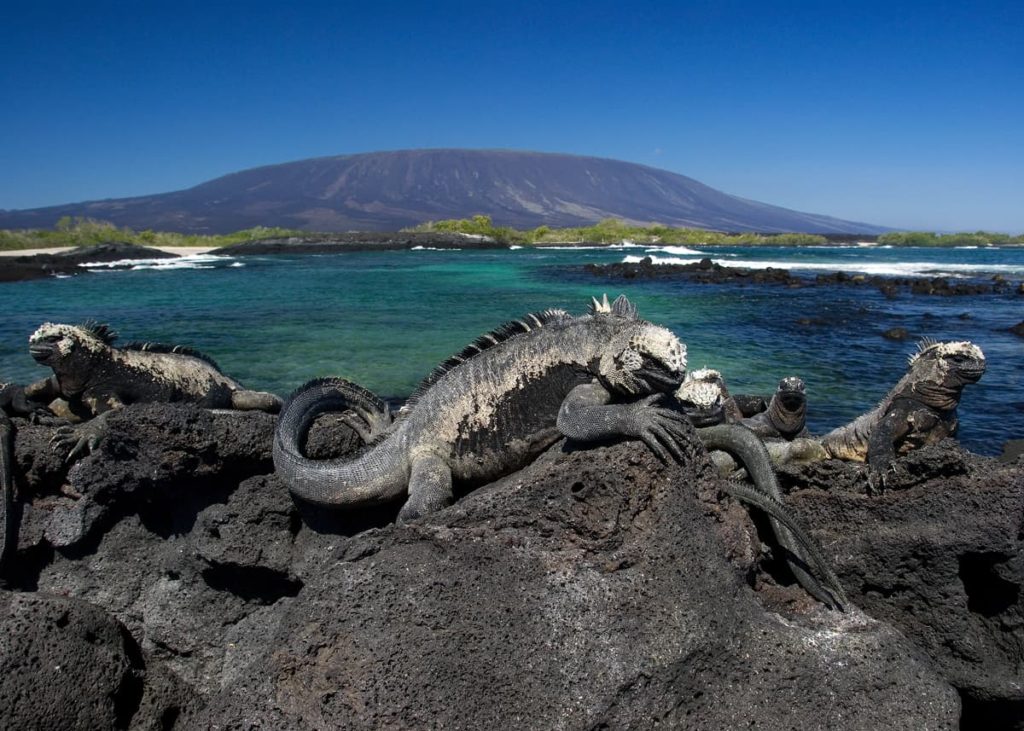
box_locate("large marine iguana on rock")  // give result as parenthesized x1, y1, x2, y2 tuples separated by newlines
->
(820, 339, 985, 485)
(275, 295, 691, 521)
(275, 295, 847, 608)
(28, 321, 282, 460)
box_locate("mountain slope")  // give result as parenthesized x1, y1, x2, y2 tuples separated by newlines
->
(0, 149, 887, 234)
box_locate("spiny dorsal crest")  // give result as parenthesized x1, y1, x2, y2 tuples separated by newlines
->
(121, 341, 223, 372)
(80, 320, 118, 345)
(400, 308, 571, 414)
(589, 293, 638, 319)
(907, 339, 981, 367)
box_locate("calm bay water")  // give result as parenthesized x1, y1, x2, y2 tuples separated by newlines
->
(2, 244, 1022, 454)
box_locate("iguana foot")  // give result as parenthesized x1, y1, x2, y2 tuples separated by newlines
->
(630, 394, 693, 463)
(51, 420, 108, 463)
(339, 401, 392, 445)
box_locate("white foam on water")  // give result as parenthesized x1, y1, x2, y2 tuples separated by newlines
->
(621, 254, 1024, 277)
(78, 253, 231, 271)
(646, 245, 706, 256)
(508, 245, 524, 250)
(411, 246, 461, 251)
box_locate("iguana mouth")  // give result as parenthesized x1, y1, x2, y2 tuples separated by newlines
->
(779, 393, 805, 410)
(637, 367, 685, 391)
(957, 365, 985, 382)
(29, 344, 53, 363)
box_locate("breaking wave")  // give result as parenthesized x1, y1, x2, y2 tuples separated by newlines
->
(621, 254, 1024, 278)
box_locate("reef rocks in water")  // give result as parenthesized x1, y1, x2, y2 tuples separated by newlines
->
(583, 257, 1024, 297)
(0, 243, 178, 283)
(1, 403, 1022, 727)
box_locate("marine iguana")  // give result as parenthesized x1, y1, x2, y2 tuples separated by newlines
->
(674, 368, 743, 427)
(275, 294, 692, 521)
(820, 339, 986, 484)
(674, 370, 846, 609)
(28, 321, 282, 460)
(742, 376, 809, 440)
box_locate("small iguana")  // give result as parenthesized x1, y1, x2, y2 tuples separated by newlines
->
(742, 376, 809, 440)
(820, 339, 985, 483)
(673, 368, 744, 427)
(28, 321, 282, 460)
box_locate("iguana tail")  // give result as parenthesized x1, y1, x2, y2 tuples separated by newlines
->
(697, 423, 848, 611)
(273, 378, 406, 507)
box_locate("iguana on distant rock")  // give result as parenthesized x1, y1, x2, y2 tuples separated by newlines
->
(742, 376, 809, 440)
(28, 321, 282, 460)
(820, 340, 985, 485)
(275, 295, 692, 521)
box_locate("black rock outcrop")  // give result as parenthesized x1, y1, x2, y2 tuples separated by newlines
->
(0, 404, 1021, 727)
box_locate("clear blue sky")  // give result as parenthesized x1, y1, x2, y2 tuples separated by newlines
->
(2, 0, 1021, 231)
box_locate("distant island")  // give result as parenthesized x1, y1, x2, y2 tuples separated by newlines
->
(0, 216, 1020, 253)
(0, 149, 888, 235)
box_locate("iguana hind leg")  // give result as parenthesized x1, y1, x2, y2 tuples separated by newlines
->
(397, 454, 453, 523)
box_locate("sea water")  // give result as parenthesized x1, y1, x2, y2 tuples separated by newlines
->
(1, 244, 1022, 454)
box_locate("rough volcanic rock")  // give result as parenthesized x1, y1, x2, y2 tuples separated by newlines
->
(10, 404, 276, 551)
(0, 590, 196, 729)
(780, 442, 1024, 727)
(190, 439, 958, 729)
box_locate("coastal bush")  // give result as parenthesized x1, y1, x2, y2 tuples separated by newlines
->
(0, 218, 307, 251)
(878, 231, 1023, 247)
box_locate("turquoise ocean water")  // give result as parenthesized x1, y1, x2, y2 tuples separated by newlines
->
(1, 243, 1022, 454)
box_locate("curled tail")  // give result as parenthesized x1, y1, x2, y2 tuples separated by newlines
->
(273, 378, 405, 507)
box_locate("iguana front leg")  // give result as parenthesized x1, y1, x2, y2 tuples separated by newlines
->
(557, 382, 691, 462)
(398, 453, 453, 524)
(866, 406, 912, 493)
(50, 393, 125, 463)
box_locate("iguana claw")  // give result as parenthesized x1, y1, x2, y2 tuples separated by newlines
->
(51, 421, 107, 463)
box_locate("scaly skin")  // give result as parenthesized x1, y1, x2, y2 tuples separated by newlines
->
(28, 322, 282, 461)
(274, 295, 691, 522)
(821, 340, 985, 480)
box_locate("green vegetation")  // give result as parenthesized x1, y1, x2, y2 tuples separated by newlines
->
(408, 216, 830, 246)
(1, 216, 1021, 252)
(0, 217, 306, 251)
(877, 230, 1024, 247)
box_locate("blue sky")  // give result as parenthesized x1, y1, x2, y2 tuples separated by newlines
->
(1, 0, 1021, 231)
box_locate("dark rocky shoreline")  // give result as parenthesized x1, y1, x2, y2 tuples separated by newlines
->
(0, 243, 178, 283)
(1, 403, 1022, 728)
(583, 256, 1024, 297)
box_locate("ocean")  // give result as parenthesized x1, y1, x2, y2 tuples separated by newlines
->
(2, 243, 1022, 454)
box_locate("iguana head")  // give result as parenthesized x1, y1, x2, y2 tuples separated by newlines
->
(29, 322, 116, 370)
(775, 376, 807, 413)
(592, 295, 687, 396)
(904, 339, 986, 408)
(674, 368, 727, 427)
